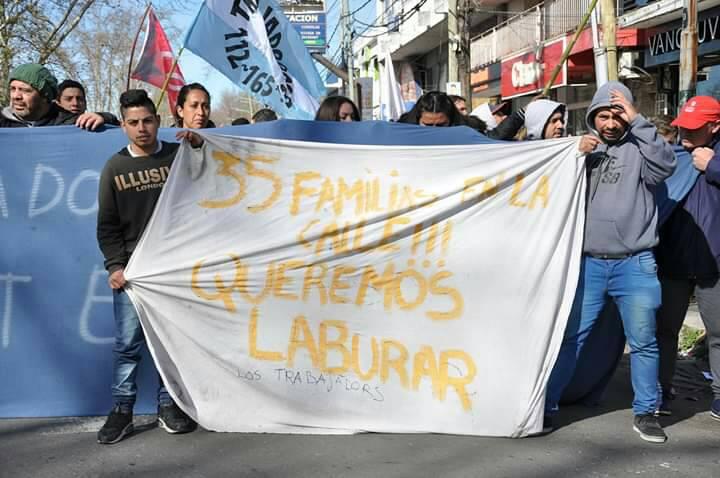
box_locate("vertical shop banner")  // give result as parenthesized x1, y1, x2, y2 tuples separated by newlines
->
(124, 131, 587, 437)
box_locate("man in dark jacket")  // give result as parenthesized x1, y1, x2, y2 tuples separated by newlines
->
(95, 89, 200, 445)
(55, 79, 120, 125)
(544, 81, 676, 443)
(655, 96, 720, 421)
(1, 63, 109, 129)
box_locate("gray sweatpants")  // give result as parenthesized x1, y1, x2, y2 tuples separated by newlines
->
(656, 276, 720, 399)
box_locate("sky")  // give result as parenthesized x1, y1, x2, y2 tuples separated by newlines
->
(162, 0, 377, 97)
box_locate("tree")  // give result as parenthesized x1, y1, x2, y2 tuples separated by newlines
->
(213, 88, 264, 126)
(0, 0, 102, 104)
(68, 2, 147, 113)
(66, 1, 189, 120)
(0, 0, 191, 107)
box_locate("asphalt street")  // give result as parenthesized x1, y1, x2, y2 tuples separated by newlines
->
(1, 358, 718, 478)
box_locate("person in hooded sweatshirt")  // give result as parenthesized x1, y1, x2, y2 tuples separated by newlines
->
(524, 99, 567, 140)
(479, 97, 580, 142)
(544, 81, 676, 443)
(523, 99, 599, 156)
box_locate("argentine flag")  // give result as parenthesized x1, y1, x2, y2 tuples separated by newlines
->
(184, 0, 324, 119)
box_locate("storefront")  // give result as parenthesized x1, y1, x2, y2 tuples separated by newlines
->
(497, 27, 644, 134)
(499, 36, 595, 134)
(644, 5, 720, 115)
(499, 37, 568, 102)
(470, 62, 501, 109)
(559, 26, 643, 133)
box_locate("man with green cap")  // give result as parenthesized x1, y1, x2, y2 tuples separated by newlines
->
(1, 63, 109, 129)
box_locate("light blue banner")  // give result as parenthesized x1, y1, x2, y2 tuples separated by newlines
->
(184, 0, 325, 119)
(0, 122, 697, 417)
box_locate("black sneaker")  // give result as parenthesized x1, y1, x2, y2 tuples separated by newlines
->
(158, 402, 197, 434)
(633, 414, 667, 443)
(711, 399, 720, 422)
(97, 406, 133, 444)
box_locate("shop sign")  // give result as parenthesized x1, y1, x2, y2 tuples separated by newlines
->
(471, 62, 500, 86)
(500, 38, 566, 99)
(285, 11, 327, 51)
(646, 7, 720, 67)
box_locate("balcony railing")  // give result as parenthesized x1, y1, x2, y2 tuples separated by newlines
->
(471, 0, 592, 69)
(618, 0, 655, 15)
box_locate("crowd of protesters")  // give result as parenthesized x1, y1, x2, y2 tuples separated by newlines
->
(4, 62, 720, 446)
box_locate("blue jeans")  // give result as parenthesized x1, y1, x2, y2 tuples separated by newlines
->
(546, 251, 661, 415)
(112, 288, 171, 410)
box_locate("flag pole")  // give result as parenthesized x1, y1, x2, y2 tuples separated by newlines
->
(126, 2, 153, 91)
(156, 46, 185, 110)
(542, 0, 598, 96)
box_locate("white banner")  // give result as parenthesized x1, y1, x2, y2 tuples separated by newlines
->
(125, 132, 586, 437)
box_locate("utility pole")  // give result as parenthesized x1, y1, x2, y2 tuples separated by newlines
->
(678, 0, 698, 108)
(458, 0, 471, 100)
(448, 0, 459, 90)
(599, 0, 617, 81)
(591, 3, 608, 88)
(341, 0, 355, 104)
(543, 0, 598, 96)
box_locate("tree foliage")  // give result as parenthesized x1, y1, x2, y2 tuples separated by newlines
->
(213, 88, 264, 126)
(0, 0, 103, 103)
(0, 0, 191, 110)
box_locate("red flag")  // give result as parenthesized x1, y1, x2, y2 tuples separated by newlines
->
(130, 7, 185, 111)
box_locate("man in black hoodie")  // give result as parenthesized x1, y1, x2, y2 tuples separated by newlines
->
(1, 63, 109, 129)
(96, 89, 201, 444)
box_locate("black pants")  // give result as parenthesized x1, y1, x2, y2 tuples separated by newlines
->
(656, 276, 720, 399)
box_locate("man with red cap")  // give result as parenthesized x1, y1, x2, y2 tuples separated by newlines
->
(655, 96, 720, 420)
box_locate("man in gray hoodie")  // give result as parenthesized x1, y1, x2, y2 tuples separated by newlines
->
(544, 81, 676, 443)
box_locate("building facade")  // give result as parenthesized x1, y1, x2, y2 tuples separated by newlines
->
(470, 0, 720, 133)
(350, 0, 716, 124)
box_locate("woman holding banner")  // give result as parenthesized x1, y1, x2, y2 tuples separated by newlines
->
(174, 83, 214, 129)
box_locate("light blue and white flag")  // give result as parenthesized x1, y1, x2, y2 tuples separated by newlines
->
(184, 0, 324, 119)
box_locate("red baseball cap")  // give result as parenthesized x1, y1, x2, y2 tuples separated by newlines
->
(672, 96, 720, 129)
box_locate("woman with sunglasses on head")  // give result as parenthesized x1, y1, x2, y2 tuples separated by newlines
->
(315, 96, 361, 122)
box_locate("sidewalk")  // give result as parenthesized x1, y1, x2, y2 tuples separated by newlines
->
(684, 303, 705, 330)
(1, 357, 718, 478)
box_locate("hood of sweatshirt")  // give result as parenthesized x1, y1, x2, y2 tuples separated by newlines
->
(524, 99, 565, 140)
(1, 106, 27, 125)
(470, 103, 498, 131)
(585, 81, 633, 143)
(1, 103, 77, 127)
